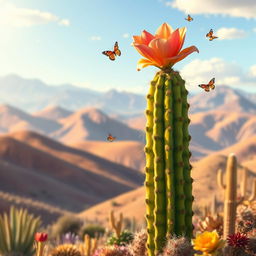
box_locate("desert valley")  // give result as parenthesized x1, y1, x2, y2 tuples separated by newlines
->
(0, 75, 255, 228)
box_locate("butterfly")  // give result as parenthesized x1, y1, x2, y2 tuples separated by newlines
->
(102, 42, 121, 61)
(198, 78, 215, 92)
(107, 133, 116, 142)
(185, 14, 193, 22)
(206, 29, 218, 41)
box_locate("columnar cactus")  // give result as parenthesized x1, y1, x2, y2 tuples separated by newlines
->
(217, 153, 256, 239)
(217, 153, 237, 239)
(132, 23, 199, 256)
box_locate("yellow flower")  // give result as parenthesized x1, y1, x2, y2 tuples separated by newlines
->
(192, 230, 225, 255)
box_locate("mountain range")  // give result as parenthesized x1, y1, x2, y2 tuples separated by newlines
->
(0, 74, 256, 116)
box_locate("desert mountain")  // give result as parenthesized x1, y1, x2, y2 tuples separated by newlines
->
(1, 75, 255, 116)
(0, 74, 145, 115)
(0, 131, 144, 212)
(33, 105, 73, 120)
(0, 104, 61, 134)
(217, 136, 256, 162)
(52, 107, 144, 143)
(0, 105, 143, 143)
(189, 86, 256, 114)
(71, 140, 145, 171)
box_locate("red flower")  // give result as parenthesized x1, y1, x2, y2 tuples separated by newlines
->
(227, 232, 249, 249)
(35, 232, 48, 242)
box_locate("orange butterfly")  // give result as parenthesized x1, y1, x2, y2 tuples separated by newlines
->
(102, 42, 121, 61)
(206, 29, 218, 41)
(198, 78, 215, 92)
(185, 15, 193, 22)
(107, 133, 116, 142)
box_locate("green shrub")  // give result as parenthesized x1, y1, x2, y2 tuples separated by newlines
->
(50, 214, 83, 239)
(80, 224, 105, 238)
(107, 230, 134, 246)
(0, 206, 41, 256)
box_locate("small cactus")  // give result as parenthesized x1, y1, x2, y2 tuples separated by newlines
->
(160, 236, 195, 256)
(49, 244, 81, 256)
(246, 238, 256, 254)
(93, 245, 132, 256)
(198, 214, 223, 235)
(128, 229, 148, 256)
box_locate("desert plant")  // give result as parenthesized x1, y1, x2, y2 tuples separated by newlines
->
(107, 230, 134, 246)
(128, 229, 147, 256)
(109, 211, 123, 239)
(93, 245, 132, 256)
(161, 236, 195, 256)
(80, 224, 105, 239)
(49, 244, 81, 256)
(217, 153, 238, 239)
(34, 232, 48, 256)
(198, 214, 223, 235)
(78, 234, 98, 256)
(51, 215, 83, 239)
(0, 206, 41, 256)
(132, 22, 199, 255)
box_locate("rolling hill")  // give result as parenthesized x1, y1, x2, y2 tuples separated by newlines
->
(71, 140, 145, 171)
(0, 131, 144, 212)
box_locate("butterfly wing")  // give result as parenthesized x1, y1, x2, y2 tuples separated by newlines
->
(198, 84, 210, 92)
(188, 15, 193, 21)
(114, 42, 121, 56)
(102, 51, 116, 61)
(208, 78, 215, 89)
(107, 134, 116, 142)
(211, 36, 218, 40)
(206, 29, 213, 37)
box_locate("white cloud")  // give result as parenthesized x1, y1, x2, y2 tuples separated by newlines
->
(216, 27, 246, 40)
(58, 19, 70, 26)
(249, 65, 256, 77)
(253, 28, 256, 32)
(90, 36, 101, 41)
(166, 0, 256, 19)
(180, 58, 256, 88)
(0, 0, 70, 27)
(123, 33, 130, 38)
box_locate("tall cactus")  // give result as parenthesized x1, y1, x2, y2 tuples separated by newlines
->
(217, 153, 237, 239)
(217, 154, 256, 239)
(144, 71, 192, 255)
(146, 70, 193, 255)
(132, 22, 198, 256)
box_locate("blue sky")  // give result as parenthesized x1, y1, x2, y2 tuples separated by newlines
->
(0, 0, 256, 94)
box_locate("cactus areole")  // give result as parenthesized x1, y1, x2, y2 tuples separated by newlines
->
(132, 23, 199, 256)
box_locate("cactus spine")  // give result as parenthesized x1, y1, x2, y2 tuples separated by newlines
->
(145, 70, 193, 256)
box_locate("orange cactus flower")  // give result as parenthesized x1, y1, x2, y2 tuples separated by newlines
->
(132, 22, 199, 71)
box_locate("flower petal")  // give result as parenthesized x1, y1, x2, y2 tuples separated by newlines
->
(164, 45, 199, 66)
(133, 43, 163, 66)
(155, 22, 173, 39)
(133, 30, 155, 45)
(148, 38, 169, 64)
(137, 58, 156, 71)
(166, 28, 182, 57)
(178, 27, 187, 51)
